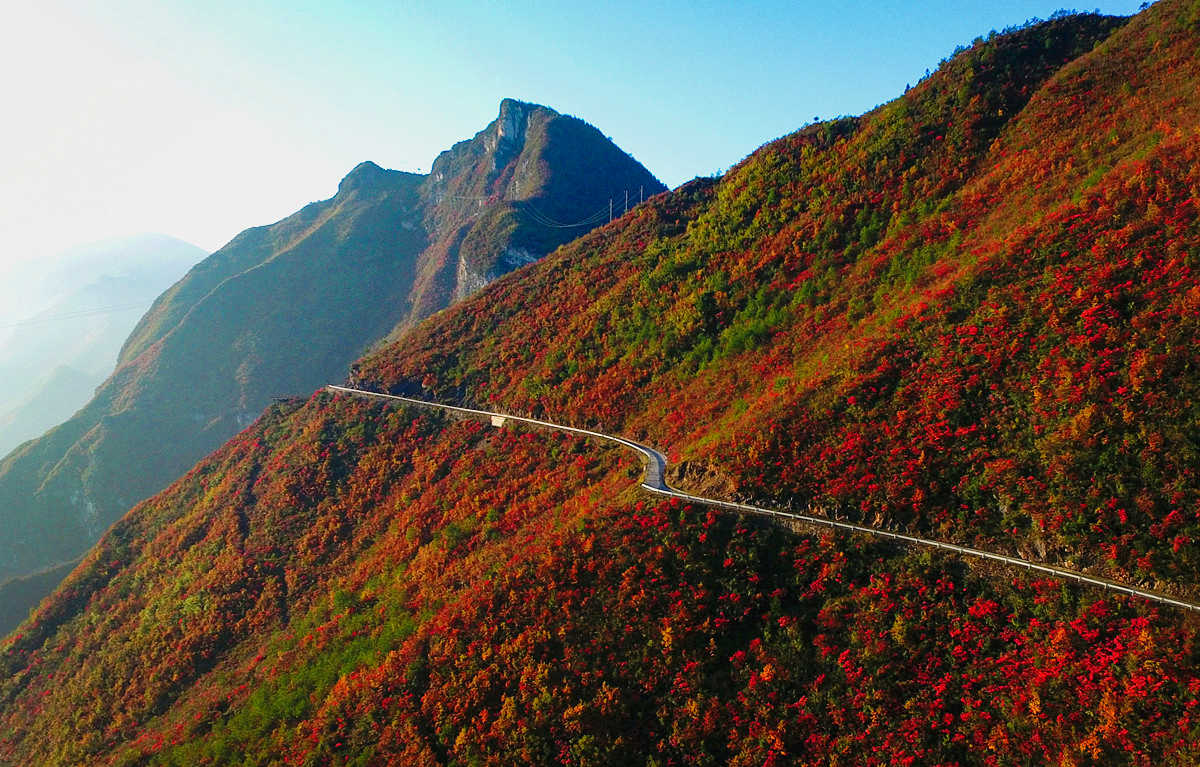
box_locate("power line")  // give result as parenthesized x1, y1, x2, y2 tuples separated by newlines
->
(0, 300, 155, 330)
(437, 187, 652, 229)
(441, 193, 495, 202)
(519, 187, 650, 229)
(517, 200, 611, 229)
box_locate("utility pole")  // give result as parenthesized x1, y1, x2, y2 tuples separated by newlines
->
(624, 190, 629, 215)
(639, 185, 643, 204)
(609, 199, 613, 223)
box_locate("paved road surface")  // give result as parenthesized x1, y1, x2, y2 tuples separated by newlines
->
(326, 385, 1200, 615)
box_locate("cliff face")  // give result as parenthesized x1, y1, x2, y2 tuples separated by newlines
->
(409, 98, 666, 321)
(0, 100, 664, 609)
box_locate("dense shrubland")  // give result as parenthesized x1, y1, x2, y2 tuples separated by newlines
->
(5, 3, 1200, 764)
(359, 3, 1200, 592)
(2, 395, 1197, 765)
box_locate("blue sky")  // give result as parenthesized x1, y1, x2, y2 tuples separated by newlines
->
(0, 0, 1151, 268)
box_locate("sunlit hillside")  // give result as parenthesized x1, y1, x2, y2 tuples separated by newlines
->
(3, 4, 1200, 765)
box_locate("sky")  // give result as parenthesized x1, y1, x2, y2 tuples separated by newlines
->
(1, 0, 1152, 273)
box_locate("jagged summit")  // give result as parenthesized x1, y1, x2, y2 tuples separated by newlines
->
(335, 160, 418, 195)
(487, 97, 537, 156)
(425, 99, 555, 206)
(408, 98, 666, 317)
(430, 99, 547, 185)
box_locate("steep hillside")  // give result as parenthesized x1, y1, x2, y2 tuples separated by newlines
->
(0, 165, 427, 587)
(3, 396, 1197, 766)
(0, 101, 663, 603)
(360, 6, 1200, 595)
(4, 4, 1200, 765)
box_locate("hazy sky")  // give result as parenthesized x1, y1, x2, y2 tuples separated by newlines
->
(1, 0, 1151, 270)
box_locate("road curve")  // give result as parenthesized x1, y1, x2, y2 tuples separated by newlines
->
(326, 384, 1200, 615)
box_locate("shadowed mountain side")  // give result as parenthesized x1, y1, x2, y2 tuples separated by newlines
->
(0, 100, 665, 619)
(0, 560, 78, 643)
(0, 168, 427, 582)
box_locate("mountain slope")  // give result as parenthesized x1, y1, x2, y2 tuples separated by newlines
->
(0, 165, 428, 583)
(0, 101, 664, 596)
(4, 5, 1200, 765)
(359, 6, 1200, 593)
(4, 396, 1197, 766)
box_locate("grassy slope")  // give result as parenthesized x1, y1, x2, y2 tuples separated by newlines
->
(3, 6, 1200, 766)
(359, 4, 1200, 593)
(1, 393, 1195, 766)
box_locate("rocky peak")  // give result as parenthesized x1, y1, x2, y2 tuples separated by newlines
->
(427, 99, 555, 192)
(336, 161, 418, 196)
(487, 98, 541, 156)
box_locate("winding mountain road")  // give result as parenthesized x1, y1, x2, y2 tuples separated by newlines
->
(326, 384, 1200, 615)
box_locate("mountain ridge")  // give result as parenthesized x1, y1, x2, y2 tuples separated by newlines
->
(0, 100, 664, 605)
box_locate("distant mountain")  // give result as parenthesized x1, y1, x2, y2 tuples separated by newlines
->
(0, 366, 94, 457)
(0, 100, 664, 606)
(0, 234, 204, 343)
(0, 234, 206, 456)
